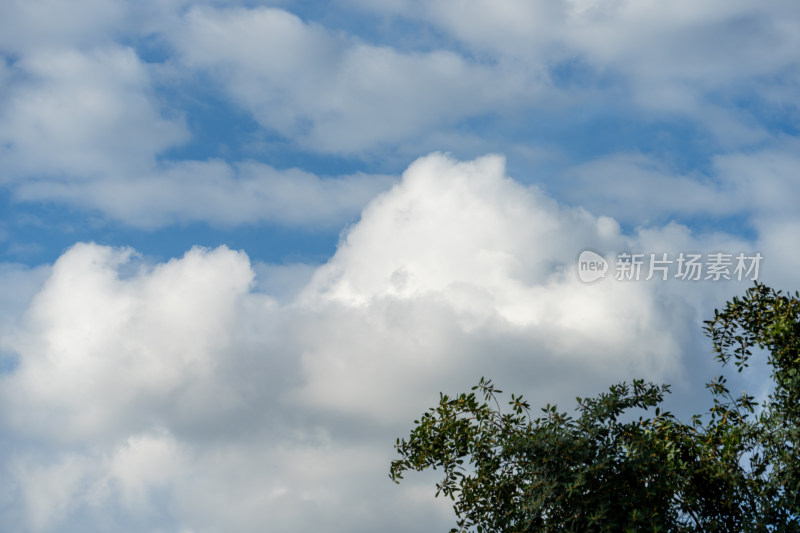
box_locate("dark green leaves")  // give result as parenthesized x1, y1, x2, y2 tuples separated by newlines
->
(392, 283, 800, 532)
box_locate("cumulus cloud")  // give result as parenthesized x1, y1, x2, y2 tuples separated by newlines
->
(0, 46, 187, 179)
(0, 43, 392, 228)
(14, 159, 395, 229)
(0, 262, 51, 372)
(0, 244, 264, 443)
(354, 0, 800, 146)
(559, 152, 733, 223)
(0, 6, 395, 229)
(1, 0, 797, 232)
(0, 153, 754, 532)
(0, 262, 51, 333)
(293, 154, 712, 421)
(0, 0, 127, 54)
(558, 142, 800, 225)
(0, 3, 794, 529)
(169, 5, 534, 153)
(375, 0, 800, 95)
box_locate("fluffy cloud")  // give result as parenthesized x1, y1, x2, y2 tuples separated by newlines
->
(0, 153, 752, 532)
(0, 46, 187, 180)
(354, 0, 800, 146)
(1, 0, 797, 232)
(363, 0, 800, 97)
(1, 1, 795, 527)
(169, 5, 533, 153)
(558, 142, 800, 225)
(0, 6, 396, 228)
(0, 262, 51, 332)
(14, 159, 395, 229)
(1, 243, 262, 442)
(0, 0, 127, 54)
(0, 43, 392, 228)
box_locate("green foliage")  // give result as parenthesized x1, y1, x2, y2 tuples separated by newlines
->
(390, 283, 800, 532)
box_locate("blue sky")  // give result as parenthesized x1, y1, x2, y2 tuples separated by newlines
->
(0, 1, 799, 532)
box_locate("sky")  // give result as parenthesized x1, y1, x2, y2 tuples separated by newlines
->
(0, 0, 799, 531)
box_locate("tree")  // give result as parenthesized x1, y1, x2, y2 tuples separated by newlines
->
(390, 283, 800, 532)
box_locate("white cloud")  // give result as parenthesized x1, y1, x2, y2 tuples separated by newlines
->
(0, 46, 187, 179)
(353, 0, 800, 146)
(0, 262, 51, 335)
(292, 154, 703, 421)
(0, 243, 262, 442)
(0, 153, 750, 532)
(14, 159, 395, 229)
(0, 0, 127, 54)
(369, 0, 800, 92)
(559, 143, 800, 225)
(712, 145, 800, 218)
(102, 431, 188, 513)
(752, 216, 800, 291)
(0, 8, 394, 229)
(305, 153, 617, 307)
(560, 153, 732, 223)
(170, 5, 533, 153)
(11, 453, 95, 532)
(0, 38, 397, 228)
(0, 44, 392, 228)
(0, 1, 796, 231)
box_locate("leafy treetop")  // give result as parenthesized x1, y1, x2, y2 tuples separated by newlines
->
(390, 282, 800, 532)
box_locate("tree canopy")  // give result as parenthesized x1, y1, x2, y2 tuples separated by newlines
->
(390, 282, 800, 532)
